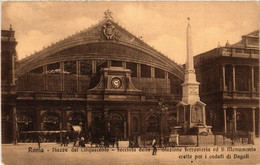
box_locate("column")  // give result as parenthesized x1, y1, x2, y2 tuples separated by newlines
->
(122, 61, 126, 69)
(43, 65, 47, 91)
(12, 107, 17, 145)
(87, 111, 92, 129)
(177, 108, 179, 123)
(11, 54, 15, 85)
(92, 60, 96, 74)
(251, 67, 255, 92)
(60, 62, 64, 91)
(61, 111, 67, 130)
(160, 113, 163, 137)
(128, 111, 131, 137)
(151, 67, 155, 93)
(40, 110, 44, 130)
(223, 107, 227, 134)
(259, 109, 260, 137)
(233, 107, 237, 132)
(36, 109, 41, 131)
(107, 60, 111, 67)
(137, 64, 141, 78)
(165, 72, 169, 94)
(151, 67, 155, 78)
(124, 121, 127, 140)
(222, 65, 227, 91)
(104, 109, 109, 133)
(137, 64, 141, 89)
(232, 65, 236, 91)
(76, 61, 80, 92)
(202, 107, 206, 125)
(252, 107, 256, 135)
(60, 121, 62, 142)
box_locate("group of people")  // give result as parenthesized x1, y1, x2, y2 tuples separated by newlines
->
(90, 136, 119, 148)
(73, 136, 86, 147)
(61, 135, 70, 147)
(37, 133, 161, 156)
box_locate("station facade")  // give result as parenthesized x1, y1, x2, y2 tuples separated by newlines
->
(2, 14, 184, 143)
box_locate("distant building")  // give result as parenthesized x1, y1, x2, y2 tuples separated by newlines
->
(1, 25, 18, 143)
(194, 30, 259, 136)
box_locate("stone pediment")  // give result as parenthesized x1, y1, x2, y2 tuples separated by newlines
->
(61, 18, 161, 54)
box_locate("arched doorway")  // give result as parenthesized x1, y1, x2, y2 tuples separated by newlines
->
(90, 115, 106, 143)
(42, 112, 60, 131)
(110, 113, 124, 140)
(146, 114, 159, 137)
(41, 111, 61, 142)
(68, 111, 86, 139)
(17, 112, 33, 142)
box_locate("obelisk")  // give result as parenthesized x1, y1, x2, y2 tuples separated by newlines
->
(173, 18, 212, 135)
(181, 18, 200, 104)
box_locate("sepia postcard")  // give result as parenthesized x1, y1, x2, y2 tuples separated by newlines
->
(1, 1, 259, 164)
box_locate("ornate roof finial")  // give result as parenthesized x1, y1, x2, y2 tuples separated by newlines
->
(9, 24, 13, 31)
(104, 9, 113, 19)
(217, 42, 221, 48)
(225, 40, 230, 47)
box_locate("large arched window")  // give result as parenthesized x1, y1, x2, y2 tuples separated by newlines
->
(17, 113, 33, 132)
(42, 112, 60, 131)
(68, 111, 85, 133)
(110, 113, 124, 140)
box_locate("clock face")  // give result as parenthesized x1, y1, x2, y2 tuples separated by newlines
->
(111, 77, 122, 89)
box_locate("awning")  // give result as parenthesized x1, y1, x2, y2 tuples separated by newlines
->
(72, 126, 82, 133)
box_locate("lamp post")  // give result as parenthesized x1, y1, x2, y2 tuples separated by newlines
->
(158, 98, 169, 138)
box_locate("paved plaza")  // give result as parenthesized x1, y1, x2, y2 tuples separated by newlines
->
(1, 139, 260, 165)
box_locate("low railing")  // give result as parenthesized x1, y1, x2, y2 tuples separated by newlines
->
(17, 91, 87, 100)
(222, 91, 259, 99)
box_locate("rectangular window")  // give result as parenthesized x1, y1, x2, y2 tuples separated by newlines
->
(235, 49, 242, 53)
(155, 68, 165, 78)
(47, 62, 60, 74)
(141, 64, 151, 78)
(244, 49, 251, 54)
(96, 60, 107, 73)
(64, 61, 76, 75)
(248, 38, 259, 45)
(126, 62, 137, 77)
(111, 60, 122, 67)
(226, 48, 232, 52)
(80, 60, 92, 75)
(30, 66, 43, 73)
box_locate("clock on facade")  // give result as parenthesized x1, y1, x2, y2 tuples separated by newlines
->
(111, 77, 122, 89)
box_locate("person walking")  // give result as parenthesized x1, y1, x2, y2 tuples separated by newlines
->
(80, 136, 85, 147)
(160, 137, 165, 148)
(66, 135, 70, 146)
(152, 137, 157, 155)
(37, 134, 42, 148)
(61, 135, 66, 147)
(73, 137, 79, 147)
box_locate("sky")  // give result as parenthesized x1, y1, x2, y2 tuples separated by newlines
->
(2, 1, 259, 64)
